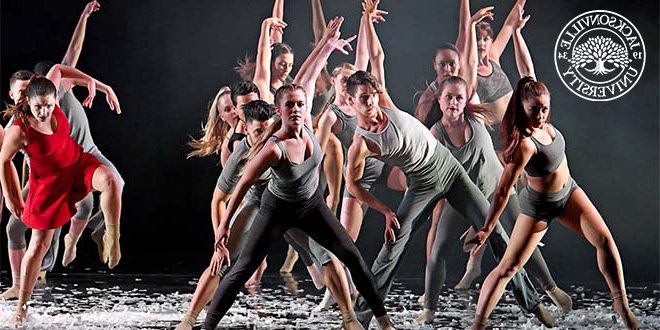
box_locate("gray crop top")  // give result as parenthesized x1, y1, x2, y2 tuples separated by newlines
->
(524, 126, 566, 177)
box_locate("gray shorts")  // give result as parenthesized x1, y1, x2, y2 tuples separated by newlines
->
(518, 177, 578, 221)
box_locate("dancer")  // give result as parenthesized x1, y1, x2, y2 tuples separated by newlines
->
(468, 75, 639, 329)
(202, 18, 395, 330)
(188, 86, 239, 163)
(1, 65, 122, 326)
(348, 1, 551, 327)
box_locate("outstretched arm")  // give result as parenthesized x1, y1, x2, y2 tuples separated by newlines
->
(271, 0, 285, 43)
(62, 1, 100, 68)
(311, 0, 326, 45)
(489, 0, 527, 64)
(254, 17, 287, 104)
(294, 17, 356, 126)
(0, 127, 26, 219)
(456, 0, 471, 57)
(362, 0, 396, 109)
(463, 7, 494, 97)
(46, 64, 96, 108)
(60, 77, 122, 114)
(512, 6, 535, 79)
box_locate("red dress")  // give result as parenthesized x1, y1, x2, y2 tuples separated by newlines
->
(13, 105, 101, 230)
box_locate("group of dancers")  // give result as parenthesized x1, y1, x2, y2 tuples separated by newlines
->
(1, 0, 639, 329)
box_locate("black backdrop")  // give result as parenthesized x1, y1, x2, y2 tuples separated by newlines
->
(1, 0, 658, 285)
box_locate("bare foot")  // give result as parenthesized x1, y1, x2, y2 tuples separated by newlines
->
(10, 306, 27, 327)
(279, 246, 298, 273)
(375, 315, 396, 330)
(343, 319, 365, 330)
(102, 233, 121, 269)
(414, 308, 435, 325)
(546, 286, 573, 314)
(0, 286, 19, 300)
(62, 233, 78, 267)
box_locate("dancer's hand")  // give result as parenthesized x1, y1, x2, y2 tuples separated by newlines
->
(103, 86, 122, 114)
(322, 17, 356, 55)
(82, 79, 96, 108)
(82, 1, 101, 18)
(466, 227, 490, 256)
(471, 6, 495, 24)
(383, 209, 400, 244)
(210, 249, 229, 276)
(513, 4, 531, 31)
(362, 0, 383, 21)
(263, 17, 287, 37)
(5, 195, 24, 220)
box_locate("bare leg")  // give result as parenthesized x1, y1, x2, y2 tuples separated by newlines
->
(279, 245, 299, 273)
(558, 188, 638, 329)
(11, 229, 55, 326)
(340, 197, 366, 241)
(176, 266, 220, 330)
(62, 218, 89, 266)
(386, 167, 407, 192)
(323, 259, 364, 330)
(455, 243, 485, 290)
(472, 216, 548, 330)
(245, 259, 268, 287)
(91, 165, 122, 268)
(0, 249, 25, 299)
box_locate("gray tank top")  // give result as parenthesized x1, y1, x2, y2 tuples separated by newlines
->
(267, 125, 322, 202)
(329, 104, 357, 155)
(216, 138, 271, 204)
(524, 126, 566, 177)
(477, 60, 513, 103)
(355, 107, 438, 174)
(420, 81, 442, 129)
(432, 114, 502, 196)
(58, 88, 98, 154)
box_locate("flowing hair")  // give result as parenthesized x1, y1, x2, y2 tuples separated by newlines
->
(312, 62, 356, 129)
(435, 75, 493, 126)
(4, 76, 56, 125)
(187, 86, 233, 158)
(245, 84, 306, 161)
(234, 43, 295, 81)
(501, 77, 551, 163)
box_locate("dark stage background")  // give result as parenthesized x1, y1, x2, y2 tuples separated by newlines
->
(1, 0, 658, 286)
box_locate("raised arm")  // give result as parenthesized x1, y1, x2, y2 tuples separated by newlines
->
(311, 0, 326, 45)
(362, 0, 396, 110)
(46, 64, 96, 108)
(468, 138, 535, 251)
(271, 0, 285, 43)
(294, 17, 356, 126)
(463, 7, 495, 97)
(254, 17, 287, 104)
(455, 0, 471, 57)
(355, 6, 387, 71)
(60, 77, 121, 114)
(0, 126, 27, 219)
(61, 1, 100, 67)
(512, 6, 535, 79)
(489, 0, 527, 63)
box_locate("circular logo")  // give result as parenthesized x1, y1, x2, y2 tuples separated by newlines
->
(554, 10, 645, 101)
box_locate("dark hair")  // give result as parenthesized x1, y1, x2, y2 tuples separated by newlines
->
(243, 100, 275, 124)
(230, 81, 260, 106)
(271, 42, 294, 65)
(234, 43, 295, 82)
(187, 86, 234, 158)
(475, 22, 494, 39)
(436, 75, 492, 125)
(501, 77, 551, 163)
(4, 76, 57, 125)
(246, 84, 306, 161)
(9, 70, 34, 87)
(33, 60, 56, 76)
(435, 43, 460, 59)
(346, 70, 381, 96)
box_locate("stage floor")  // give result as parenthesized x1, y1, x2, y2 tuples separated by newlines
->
(0, 272, 658, 329)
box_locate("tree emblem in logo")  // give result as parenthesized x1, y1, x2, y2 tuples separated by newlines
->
(555, 10, 645, 101)
(569, 36, 631, 75)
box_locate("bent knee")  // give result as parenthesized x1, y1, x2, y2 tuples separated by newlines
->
(496, 260, 522, 279)
(95, 167, 121, 193)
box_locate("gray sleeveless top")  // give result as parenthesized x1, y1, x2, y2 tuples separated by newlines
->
(59, 89, 98, 154)
(420, 81, 443, 129)
(216, 138, 271, 204)
(477, 60, 513, 103)
(355, 107, 438, 174)
(329, 104, 357, 155)
(432, 114, 502, 197)
(268, 125, 322, 202)
(524, 126, 566, 177)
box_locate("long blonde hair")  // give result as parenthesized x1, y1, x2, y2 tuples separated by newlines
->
(187, 86, 233, 158)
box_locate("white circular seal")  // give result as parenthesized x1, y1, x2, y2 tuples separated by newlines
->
(554, 10, 645, 101)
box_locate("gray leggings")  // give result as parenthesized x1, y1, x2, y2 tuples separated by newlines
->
(85, 150, 125, 234)
(354, 145, 541, 325)
(424, 194, 557, 310)
(6, 186, 94, 271)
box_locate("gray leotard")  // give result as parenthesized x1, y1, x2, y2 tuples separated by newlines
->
(328, 104, 357, 154)
(59, 90, 98, 154)
(476, 60, 513, 103)
(216, 138, 271, 205)
(355, 107, 437, 175)
(524, 126, 566, 177)
(268, 125, 322, 202)
(432, 114, 502, 196)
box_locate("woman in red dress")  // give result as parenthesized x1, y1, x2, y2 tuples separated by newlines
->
(0, 64, 123, 326)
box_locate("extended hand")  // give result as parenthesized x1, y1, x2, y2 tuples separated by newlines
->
(6, 197, 24, 220)
(465, 227, 490, 256)
(82, 79, 96, 108)
(383, 209, 400, 244)
(471, 6, 495, 24)
(513, 5, 531, 31)
(264, 17, 287, 37)
(82, 1, 100, 18)
(104, 86, 122, 114)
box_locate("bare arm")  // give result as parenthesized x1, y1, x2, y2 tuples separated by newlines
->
(512, 7, 535, 79)
(0, 126, 26, 219)
(46, 64, 97, 108)
(489, 0, 527, 63)
(254, 18, 287, 104)
(463, 7, 494, 97)
(62, 1, 100, 67)
(362, 0, 396, 110)
(60, 77, 122, 113)
(414, 87, 435, 124)
(323, 134, 344, 212)
(271, 0, 285, 43)
(455, 0, 471, 57)
(211, 187, 231, 236)
(311, 0, 326, 44)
